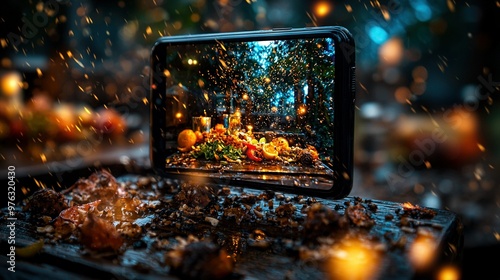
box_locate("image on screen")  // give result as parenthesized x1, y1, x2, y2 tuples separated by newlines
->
(161, 37, 336, 189)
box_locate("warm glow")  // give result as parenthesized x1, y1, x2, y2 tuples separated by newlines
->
(409, 235, 438, 271)
(437, 265, 461, 280)
(379, 37, 404, 65)
(298, 105, 307, 115)
(326, 238, 381, 280)
(199, 116, 209, 126)
(477, 143, 485, 152)
(1, 72, 22, 97)
(412, 66, 428, 82)
(315, 2, 332, 17)
(454, 109, 477, 135)
(394, 87, 412, 104)
(402, 202, 416, 209)
(40, 153, 47, 163)
(175, 112, 182, 119)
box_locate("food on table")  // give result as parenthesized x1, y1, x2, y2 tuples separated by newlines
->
(262, 143, 278, 160)
(94, 107, 127, 137)
(177, 129, 198, 152)
(245, 143, 262, 162)
(17, 170, 449, 278)
(272, 136, 290, 152)
(0, 95, 131, 165)
(79, 213, 124, 252)
(53, 200, 102, 239)
(195, 130, 204, 143)
(16, 240, 45, 258)
(176, 122, 321, 166)
(299, 150, 315, 166)
(165, 241, 234, 280)
(22, 188, 69, 218)
(64, 169, 119, 204)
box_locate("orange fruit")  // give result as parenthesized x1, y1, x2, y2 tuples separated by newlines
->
(195, 131, 204, 143)
(262, 143, 278, 160)
(177, 129, 197, 151)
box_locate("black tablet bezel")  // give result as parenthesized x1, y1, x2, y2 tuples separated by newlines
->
(150, 26, 355, 199)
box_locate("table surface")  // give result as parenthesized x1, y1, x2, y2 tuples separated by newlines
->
(0, 162, 463, 280)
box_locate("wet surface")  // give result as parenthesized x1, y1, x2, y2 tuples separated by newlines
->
(1, 167, 462, 279)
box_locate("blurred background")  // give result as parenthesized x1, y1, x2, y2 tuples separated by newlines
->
(1, 0, 499, 276)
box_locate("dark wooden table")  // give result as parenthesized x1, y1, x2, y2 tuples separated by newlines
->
(0, 157, 463, 280)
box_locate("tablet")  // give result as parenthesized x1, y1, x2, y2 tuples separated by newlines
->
(150, 26, 355, 199)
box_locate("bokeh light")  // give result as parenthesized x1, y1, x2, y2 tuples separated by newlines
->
(326, 238, 382, 280)
(0, 1, 498, 277)
(314, 2, 332, 18)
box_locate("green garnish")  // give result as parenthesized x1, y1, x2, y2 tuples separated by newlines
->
(192, 140, 243, 161)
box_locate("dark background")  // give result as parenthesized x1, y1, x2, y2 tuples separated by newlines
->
(1, 0, 499, 278)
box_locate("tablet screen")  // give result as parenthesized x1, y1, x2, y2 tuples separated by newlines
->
(157, 36, 339, 190)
